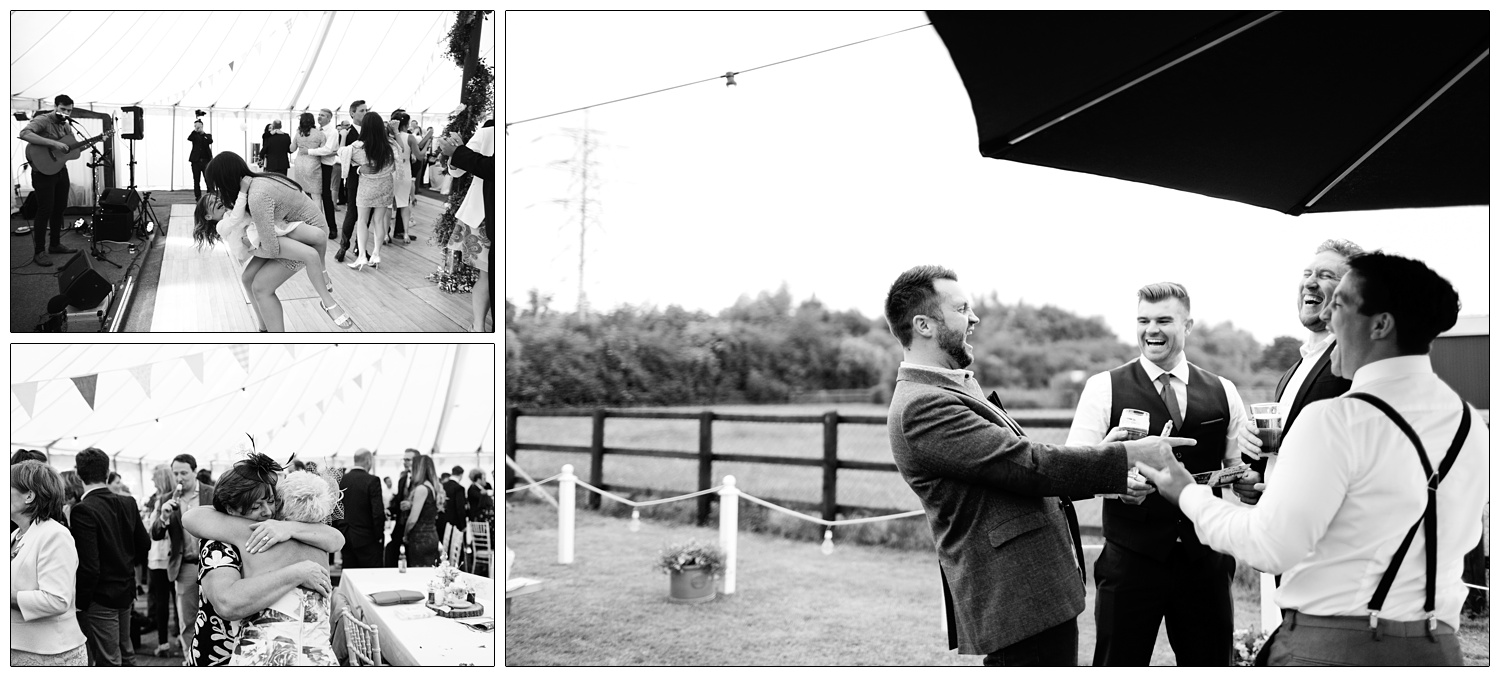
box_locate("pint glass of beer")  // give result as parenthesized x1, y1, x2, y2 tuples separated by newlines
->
(1251, 403, 1282, 455)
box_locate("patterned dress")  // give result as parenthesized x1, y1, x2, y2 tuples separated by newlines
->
(190, 540, 245, 666)
(244, 176, 329, 271)
(351, 142, 395, 208)
(293, 129, 326, 194)
(228, 587, 336, 666)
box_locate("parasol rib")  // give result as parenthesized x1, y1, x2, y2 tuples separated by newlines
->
(1009, 11, 1280, 146)
(1303, 49, 1490, 211)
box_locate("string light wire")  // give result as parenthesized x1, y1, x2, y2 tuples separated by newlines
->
(504, 22, 932, 130)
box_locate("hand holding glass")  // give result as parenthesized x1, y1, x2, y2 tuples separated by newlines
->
(1251, 403, 1282, 456)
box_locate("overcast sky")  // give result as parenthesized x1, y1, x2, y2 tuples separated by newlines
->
(504, 11, 1489, 345)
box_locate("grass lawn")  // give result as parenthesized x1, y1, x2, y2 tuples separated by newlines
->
(506, 499, 1271, 666)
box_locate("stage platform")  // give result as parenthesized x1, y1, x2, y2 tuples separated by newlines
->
(151, 191, 472, 332)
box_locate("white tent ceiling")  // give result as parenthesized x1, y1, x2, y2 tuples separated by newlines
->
(10, 344, 495, 470)
(10, 10, 494, 194)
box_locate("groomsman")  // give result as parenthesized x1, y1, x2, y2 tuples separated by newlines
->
(335, 99, 368, 262)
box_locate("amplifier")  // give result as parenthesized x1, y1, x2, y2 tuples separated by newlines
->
(58, 253, 113, 309)
(93, 210, 134, 243)
(99, 188, 139, 212)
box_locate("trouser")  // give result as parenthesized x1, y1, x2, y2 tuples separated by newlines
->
(1092, 541, 1235, 666)
(339, 170, 361, 249)
(1260, 609, 1462, 666)
(983, 616, 1078, 666)
(384, 512, 407, 566)
(319, 163, 336, 238)
(147, 567, 171, 645)
(341, 539, 385, 569)
(30, 167, 69, 254)
(190, 158, 208, 199)
(174, 563, 200, 659)
(81, 603, 134, 666)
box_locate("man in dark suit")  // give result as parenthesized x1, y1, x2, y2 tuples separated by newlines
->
(148, 453, 215, 660)
(443, 466, 467, 535)
(882, 265, 1188, 666)
(384, 447, 419, 567)
(70, 447, 151, 667)
(335, 99, 368, 262)
(335, 448, 385, 568)
(187, 118, 213, 199)
(1232, 238, 1363, 629)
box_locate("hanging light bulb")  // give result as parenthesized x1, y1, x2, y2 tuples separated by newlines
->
(628, 509, 641, 533)
(821, 528, 835, 556)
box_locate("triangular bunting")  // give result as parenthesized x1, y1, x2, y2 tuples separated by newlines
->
(12, 382, 37, 418)
(284, 345, 297, 358)
(395, 344, 408, 357)
(315, 400, 326, 415)
(353, 374, 363, 389)
(296, 412, 307, 427)
(230, 344, 250, 373)
(185, 353, 205, 383)
(71, 374, 99, 410)
(333, 387, 345, 404)
(128, 364, 152, 398)
(373, 358, 384, 375)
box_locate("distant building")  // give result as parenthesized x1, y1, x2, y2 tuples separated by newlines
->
(1430, 315, 1487, 410)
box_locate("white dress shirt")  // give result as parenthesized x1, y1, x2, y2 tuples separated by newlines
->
(1180, 355, 1488, 629)
(1262, 332, 1335, 483)
(337, 124, 361, 180)
(306, 124, 340, 166)
(1066, 354, 1246, 455)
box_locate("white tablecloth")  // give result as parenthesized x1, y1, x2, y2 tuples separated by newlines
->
(338, 567, 495, 666)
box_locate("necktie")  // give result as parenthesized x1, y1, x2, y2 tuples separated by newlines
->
(1157, 373, 1184, 432)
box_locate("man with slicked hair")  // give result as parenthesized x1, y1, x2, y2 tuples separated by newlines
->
(335, 448, 385, 568)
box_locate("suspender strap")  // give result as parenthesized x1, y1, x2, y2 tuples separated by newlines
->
(1346, 392, 1472, 640)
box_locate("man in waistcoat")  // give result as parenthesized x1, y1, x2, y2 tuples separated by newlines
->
(1065, 282, 1248, 666)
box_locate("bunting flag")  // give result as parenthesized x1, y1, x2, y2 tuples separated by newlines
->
(285, 345, 297, 358)
(333, 387, 345, 404)
(296, 412, 307, 427)
(230, 344, 250, 373)
(395, 344, 408, 357)
(128, 364, 153, 398)
(315, 400, 326, 415)
(353, 373, 363, 389)
(185, 353, 206, 383)
(373, 357, 384, 374)
(71, 375, 99, 410)
(12, 382, 38, 418)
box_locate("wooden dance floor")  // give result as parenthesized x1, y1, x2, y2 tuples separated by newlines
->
(151, 195, 470, 332)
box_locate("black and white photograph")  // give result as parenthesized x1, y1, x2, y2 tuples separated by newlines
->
(10, 344, 497, 666)
(502, 11, 1490, 667)
(10, 11, 495, 332)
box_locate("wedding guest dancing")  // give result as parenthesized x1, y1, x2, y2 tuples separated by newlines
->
(345, 111, 396, 271)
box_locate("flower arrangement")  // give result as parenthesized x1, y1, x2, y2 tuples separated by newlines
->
(653, 539, 725, 574)
(1232, 627, 1272, 666)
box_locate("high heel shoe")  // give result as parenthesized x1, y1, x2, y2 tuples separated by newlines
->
(369, 253, 381, 269)
(346, 255, 368, 271)
(322, 301, 354, 329)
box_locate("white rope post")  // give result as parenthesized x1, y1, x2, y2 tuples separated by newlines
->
(719, 475, 738, 595)
(558, 464, 575, 564)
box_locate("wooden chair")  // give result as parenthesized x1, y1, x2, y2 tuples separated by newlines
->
(342, 608, 382, 666)
(469, 521, 493, 577)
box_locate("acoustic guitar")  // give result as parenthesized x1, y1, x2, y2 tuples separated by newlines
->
(25, 123, 114, 176)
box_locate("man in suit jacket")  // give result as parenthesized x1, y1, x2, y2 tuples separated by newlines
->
(443, 466, 467, 534)
(148, 453, 215, 660)
(1233, 238, 1363, 631)
(70, 447, 151, 666)
(384, 447, 419, 567)
(883, 265, 1189, 666)
(335, 449, 385, 568)
(334, 99, 369, 262)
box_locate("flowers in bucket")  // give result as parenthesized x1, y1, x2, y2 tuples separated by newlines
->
(653, 539, 725, 574)
(1232, 627, 1272, 666)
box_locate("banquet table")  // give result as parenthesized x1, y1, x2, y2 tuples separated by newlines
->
(338, 567, 495, 666)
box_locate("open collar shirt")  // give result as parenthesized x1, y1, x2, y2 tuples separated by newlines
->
(1179, 355, 1488, 628)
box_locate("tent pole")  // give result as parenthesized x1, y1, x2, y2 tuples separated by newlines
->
(416, 346, 458, 454)
(287, 11, 336, 110)
(429, 345, 466, 456)
(172, 106, 177, 192)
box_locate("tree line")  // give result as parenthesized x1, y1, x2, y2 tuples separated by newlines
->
(504, 286, 1301, 408)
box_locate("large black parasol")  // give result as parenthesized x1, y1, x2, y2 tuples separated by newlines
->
(928, 11, 1488, 215)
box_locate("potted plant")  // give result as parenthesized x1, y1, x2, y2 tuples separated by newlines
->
(654, 538, 724, 604)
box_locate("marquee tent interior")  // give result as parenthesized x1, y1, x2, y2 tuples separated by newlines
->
(10, 343, 496, 498)
(10, 10, 495, 209)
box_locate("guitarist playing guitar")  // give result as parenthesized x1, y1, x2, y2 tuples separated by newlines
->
(18, 94, 111, 267)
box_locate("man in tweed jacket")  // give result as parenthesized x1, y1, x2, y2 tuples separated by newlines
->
(884, 265, 1194, 666)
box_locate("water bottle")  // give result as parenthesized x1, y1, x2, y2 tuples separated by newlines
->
(398, 545, 407, 573)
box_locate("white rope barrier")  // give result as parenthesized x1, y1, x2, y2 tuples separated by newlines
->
(736, 491, 924, 527)
(571, 478, 722, 508)
(504, 473, 561, 495)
